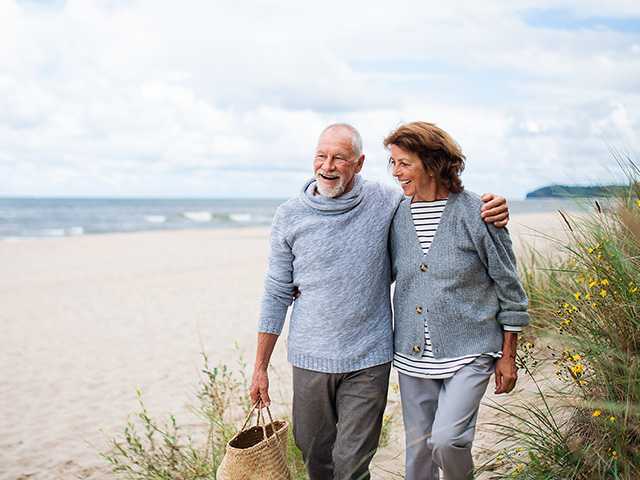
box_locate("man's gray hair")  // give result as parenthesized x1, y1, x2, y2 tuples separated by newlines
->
(320, 123, 363, 159)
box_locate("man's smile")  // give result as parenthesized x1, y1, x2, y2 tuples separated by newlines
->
(319, 173, 340, 181)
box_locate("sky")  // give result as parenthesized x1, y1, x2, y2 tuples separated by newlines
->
(1, 0, 639, 199)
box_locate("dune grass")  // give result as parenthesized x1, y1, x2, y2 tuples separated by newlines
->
(479, 161, 640, 479)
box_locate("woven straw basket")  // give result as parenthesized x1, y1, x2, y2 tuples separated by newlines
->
(216, 403, 291, 479)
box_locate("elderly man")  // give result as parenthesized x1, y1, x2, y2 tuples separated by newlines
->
(249, 124, 508, 480)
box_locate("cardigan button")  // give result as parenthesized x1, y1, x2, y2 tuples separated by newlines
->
(420, 263, 428, 272)
(416, 306, 423, 314)
(412, 345, 421, 353)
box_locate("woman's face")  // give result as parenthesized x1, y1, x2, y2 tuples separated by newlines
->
(389, 144, 432, 198)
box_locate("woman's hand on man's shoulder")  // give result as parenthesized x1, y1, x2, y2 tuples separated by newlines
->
(480, 193, 509, 228)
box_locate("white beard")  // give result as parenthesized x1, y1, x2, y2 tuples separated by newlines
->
(315, 173, 346, 198)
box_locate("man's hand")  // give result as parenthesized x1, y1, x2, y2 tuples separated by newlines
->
(481, 193, 509, 228)
(250, 367, 271, 406)
(494, 356, 518, 394)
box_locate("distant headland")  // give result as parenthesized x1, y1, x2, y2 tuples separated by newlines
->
(526, 185, 626, 199)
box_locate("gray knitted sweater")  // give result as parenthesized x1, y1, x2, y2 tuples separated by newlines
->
(390, 190, 529, 359)
(258, 175, 403, 373)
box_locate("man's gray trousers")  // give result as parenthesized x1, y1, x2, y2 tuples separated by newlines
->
(292, 362, 391, 480)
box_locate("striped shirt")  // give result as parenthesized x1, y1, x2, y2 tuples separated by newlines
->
(393, 199, 512, 379)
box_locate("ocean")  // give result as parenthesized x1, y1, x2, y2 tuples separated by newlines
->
(0, 196, 593, 239)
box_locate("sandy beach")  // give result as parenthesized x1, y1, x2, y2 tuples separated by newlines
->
(1, 212, 568, 480)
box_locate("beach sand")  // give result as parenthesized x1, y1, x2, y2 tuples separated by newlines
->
(0, 212, 569, 479)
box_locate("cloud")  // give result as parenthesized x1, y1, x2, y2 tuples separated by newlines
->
(0, 0, 639, 198)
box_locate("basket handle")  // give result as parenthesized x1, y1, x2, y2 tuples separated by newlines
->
(262, 404, 284, 449)
(237, 401, 283, 447)
(238, 400, 261, 432)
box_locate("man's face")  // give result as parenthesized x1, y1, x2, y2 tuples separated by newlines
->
(313, 127, 364, 198)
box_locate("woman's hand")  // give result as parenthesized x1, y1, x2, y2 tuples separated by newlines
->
(481, 193, 509, 228)
(495, 331, 518, 394)
(494, 355, 518, 394)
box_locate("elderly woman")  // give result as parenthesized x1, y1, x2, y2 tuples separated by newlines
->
(386, 122, 529, 480)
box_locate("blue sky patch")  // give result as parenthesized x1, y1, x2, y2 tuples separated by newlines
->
(523, 8, 640, 33)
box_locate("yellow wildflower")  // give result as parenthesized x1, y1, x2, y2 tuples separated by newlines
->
(570, 364, 585, 376)
(591, 302, 599, 309)
(587, 247, 594, 254)
(563, 302, 570, 309)
(636, 199, 640, 208)
(584, 293, 591, 300)
(592, 409, 602, 417)
(513, 463, 525, 474)
(609, 415, 616, 423)
(600, 289, 608, 298)
(588, 279, 598, 289)
(600, 279, 609, 286)
(571, 353, 582, 361)
(573, 292, 581, 300)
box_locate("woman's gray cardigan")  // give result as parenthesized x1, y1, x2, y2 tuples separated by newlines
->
(390, 190, 529, 359)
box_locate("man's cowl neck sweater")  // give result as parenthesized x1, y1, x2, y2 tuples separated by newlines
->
(259, 175, 403, 373)
(300, 175, 365, 214)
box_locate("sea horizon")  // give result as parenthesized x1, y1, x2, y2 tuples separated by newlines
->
(0, 195, 596, 240)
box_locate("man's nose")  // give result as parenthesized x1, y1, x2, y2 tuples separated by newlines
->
(322, 157, 337, 170)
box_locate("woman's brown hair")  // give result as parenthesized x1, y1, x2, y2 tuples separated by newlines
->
(384, 122, 465, 193)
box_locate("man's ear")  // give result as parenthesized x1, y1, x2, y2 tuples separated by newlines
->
(355, 154, 365, 173)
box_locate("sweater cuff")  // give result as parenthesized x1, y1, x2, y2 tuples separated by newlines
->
(496, 310, 529, 329)
(258, 302, 289, 335)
